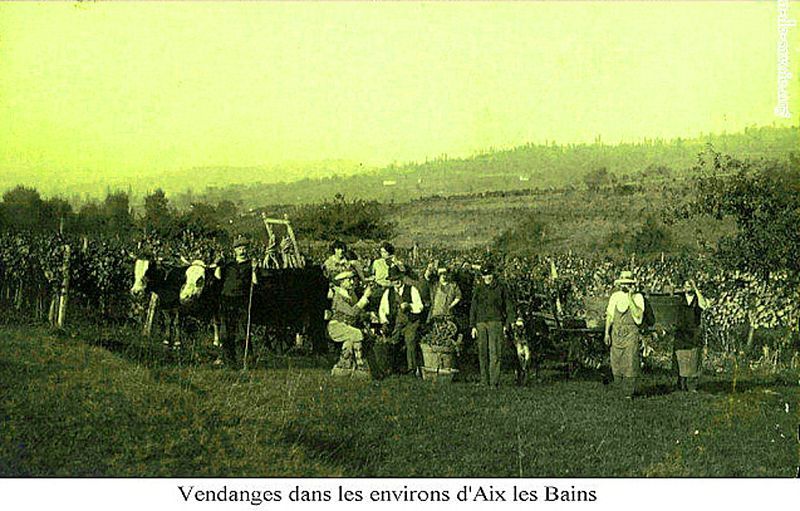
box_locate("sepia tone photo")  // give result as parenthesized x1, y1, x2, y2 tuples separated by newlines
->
(0, 1, 798, 479)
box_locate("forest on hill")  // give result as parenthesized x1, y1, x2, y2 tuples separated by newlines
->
(185, 124, 797, 209)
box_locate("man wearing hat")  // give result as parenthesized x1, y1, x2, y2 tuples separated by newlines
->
(328, 270, 372, 374)
(378, 266, 425, 376)
(673, 279, 708, 392)
(469, 262, 518, 387)
(216, 235, 258, 368)
(604, 270, 645, 398)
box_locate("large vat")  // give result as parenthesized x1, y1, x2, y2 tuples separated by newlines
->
(582, 293, 685, 330)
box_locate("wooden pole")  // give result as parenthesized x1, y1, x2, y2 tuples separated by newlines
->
(48, 293, 58, 325)
(144, 292, 158, 336)
(262, 214, 303, 268)
(57, 244, 71, 329)
(243, 271, 256, 371)
(282, 214, 302, 268)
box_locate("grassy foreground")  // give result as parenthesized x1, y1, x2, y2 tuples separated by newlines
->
(1, 325, 798, 477)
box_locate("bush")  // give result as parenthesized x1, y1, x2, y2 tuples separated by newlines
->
(629, 215, 674, 255)
(293, 194, 394, 242)
(492, 215, 547, 256)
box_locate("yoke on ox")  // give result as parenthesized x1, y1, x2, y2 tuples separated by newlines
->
(130, 257, 221, 347)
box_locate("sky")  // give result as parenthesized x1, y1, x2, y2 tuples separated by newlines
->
(0, 1, 797, 194)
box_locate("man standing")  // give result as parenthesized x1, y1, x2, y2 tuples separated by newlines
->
(379, 266, 424, 376)
(604, 271, 645, 399)
(216, 235, 258, 369)
(470, 263, 517, 387)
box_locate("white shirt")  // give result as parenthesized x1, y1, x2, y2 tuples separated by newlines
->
(606, 291, 645, 325)
(379, 285, 424, 324)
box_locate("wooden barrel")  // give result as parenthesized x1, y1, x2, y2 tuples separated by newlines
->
(646, 293, 684, 330)
(420, 343, 457, 371)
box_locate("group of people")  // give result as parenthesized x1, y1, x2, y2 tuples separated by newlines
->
(325, 242, 710, 395)
(215, 235, 709, 396)
(604, 271, 708, 398)
(323, 241, 520, 386)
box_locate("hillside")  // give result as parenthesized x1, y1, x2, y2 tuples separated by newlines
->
(191, 125, 798, 208)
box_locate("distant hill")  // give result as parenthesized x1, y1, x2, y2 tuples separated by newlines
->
(189, 125, 798, 209)
(0, 159, 374, 205)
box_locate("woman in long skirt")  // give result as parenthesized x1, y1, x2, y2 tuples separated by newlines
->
(674, 280, 708, 392)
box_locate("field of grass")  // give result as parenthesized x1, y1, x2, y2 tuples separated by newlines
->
(389, 188, 735, 255)
(2, 325, 798, 477)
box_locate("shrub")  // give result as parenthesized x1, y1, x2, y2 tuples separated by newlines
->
(293, 194, 394, 242)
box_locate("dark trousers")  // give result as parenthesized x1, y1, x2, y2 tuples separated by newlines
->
(476, 321, 504, 386)
(221, 301, 247, 367)
(390, 320, 420, 373)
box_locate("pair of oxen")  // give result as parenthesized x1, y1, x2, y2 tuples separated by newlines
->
(129, 255, 329, 353)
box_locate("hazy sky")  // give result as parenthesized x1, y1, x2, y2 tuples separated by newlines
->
(0, 1, 797, 191)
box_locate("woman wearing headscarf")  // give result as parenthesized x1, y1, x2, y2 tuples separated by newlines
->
(604, 270, 645, 399)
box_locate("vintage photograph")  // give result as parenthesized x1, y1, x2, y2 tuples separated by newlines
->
(0, 1, 798, 479)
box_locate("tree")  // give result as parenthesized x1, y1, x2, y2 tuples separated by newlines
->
(76, 201, 107, 235)
(142, 189, 173, 236)
(103, 191, 133, 235)
(43, 197, 74, 233)
(685, 147, 800, 278)
(178, 202, 224, 238)
(294, 193, 394, 241)
(1, 186, 45, 231)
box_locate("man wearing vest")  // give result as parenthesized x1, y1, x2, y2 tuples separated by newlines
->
(379, 266, 425, 376)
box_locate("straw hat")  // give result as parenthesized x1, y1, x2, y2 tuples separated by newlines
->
(613, 270, 637, 286)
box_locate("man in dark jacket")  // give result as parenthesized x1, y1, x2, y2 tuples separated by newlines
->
(470, 263, 518, 387)
(217, 235, 258, 368)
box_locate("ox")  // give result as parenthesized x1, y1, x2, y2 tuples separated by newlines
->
(130, 257, 221, 346)
(179, 261, 329, 355)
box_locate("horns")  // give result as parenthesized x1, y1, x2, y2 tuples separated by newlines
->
(180, 255, 217, 269)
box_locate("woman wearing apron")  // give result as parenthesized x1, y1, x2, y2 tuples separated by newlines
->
(674, 280, 708, 392)
(604, 271, 645, 399)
